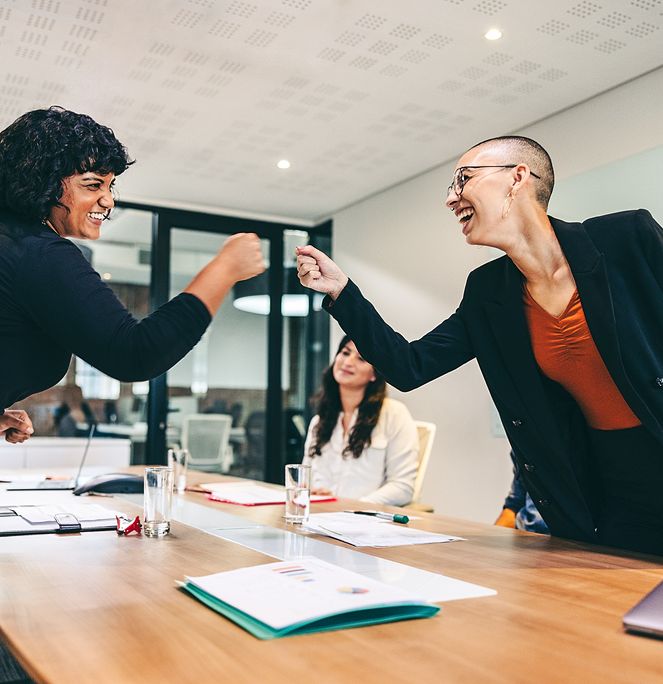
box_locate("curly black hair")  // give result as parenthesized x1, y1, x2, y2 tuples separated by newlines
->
(308, 334, 387, 460)
(0, 106, 134, 222)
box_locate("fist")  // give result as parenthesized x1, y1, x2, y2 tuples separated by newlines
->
(295, 245, 348, 300)
(0, 409, 34, 443)
(220, 233, 266, 282)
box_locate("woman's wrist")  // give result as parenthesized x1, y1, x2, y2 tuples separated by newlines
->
(329, 274, 349, 301)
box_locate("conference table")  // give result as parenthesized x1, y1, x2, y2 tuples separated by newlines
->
(1, 469, 662, 684)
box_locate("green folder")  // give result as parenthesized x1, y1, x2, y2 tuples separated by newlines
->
(179, 581, 440, 640)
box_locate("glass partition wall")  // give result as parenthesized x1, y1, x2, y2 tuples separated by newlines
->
(168, 229, 270, 480)
(129, 203, 331, 484)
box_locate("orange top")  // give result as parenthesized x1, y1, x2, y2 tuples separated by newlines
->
(523, 287, 640, 430)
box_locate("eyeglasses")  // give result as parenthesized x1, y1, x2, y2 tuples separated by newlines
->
(447, 165, 541, 198)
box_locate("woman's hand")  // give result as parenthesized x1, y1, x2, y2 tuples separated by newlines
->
(185, 233, 266, 315)
(217, 233, 266, 283)
(295, 245, 348, 300)
(0, 409, 34, 443)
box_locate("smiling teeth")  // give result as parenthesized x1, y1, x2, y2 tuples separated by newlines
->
(457, 208, 474, 223)
(88, 212, 106, 220)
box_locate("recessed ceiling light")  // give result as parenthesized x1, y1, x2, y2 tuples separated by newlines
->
(277, 159, 291, 170)
(484, 28, 503, 41)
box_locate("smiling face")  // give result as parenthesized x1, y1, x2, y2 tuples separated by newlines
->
(47, 171, 115, 240)
(332, 341, 376, 392)
(445, 144, 520, 247)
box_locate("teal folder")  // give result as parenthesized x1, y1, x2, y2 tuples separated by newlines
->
(180, 581, 440, 640)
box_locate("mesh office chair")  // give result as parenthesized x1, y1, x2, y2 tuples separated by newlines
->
(406, 421, 436, 512)
(181, 414, 233, 473)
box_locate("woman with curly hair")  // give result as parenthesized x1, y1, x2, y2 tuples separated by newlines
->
(0, 106, 264, 422)
(302, 335, 419, 506)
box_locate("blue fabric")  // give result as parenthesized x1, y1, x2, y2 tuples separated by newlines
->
(504, 452, 549, 535)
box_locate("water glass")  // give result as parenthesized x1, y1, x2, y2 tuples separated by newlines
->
(284, 463, 311, 524)
(168, 447, 189, 494)
(143, 466, 173, 537)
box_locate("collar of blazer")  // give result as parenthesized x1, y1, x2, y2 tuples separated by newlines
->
(548, 215, 602, 275)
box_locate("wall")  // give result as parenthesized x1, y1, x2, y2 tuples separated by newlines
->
(331, 67, 663, 523)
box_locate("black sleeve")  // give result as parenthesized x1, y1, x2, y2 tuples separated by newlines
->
(635, 209, 663, 291)
(17, 236, 211, 382)
(323, 279, 475, 392)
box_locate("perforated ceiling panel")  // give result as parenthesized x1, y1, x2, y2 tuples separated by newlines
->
(0, 0, 661, 220)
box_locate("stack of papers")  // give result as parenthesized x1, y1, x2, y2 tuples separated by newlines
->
(302, 512, 464, 547)
(0, 503, 119, 536)
(180, 557, 439, 639)
(200, 482, 335, 506)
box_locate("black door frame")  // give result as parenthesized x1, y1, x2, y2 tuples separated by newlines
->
(117, 200, 331, 484)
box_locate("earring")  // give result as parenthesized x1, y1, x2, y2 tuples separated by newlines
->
(502, 191, 514, 219)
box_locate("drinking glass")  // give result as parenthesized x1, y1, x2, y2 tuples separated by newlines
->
(284, 463, 311, 524)
(168, 447, 189, 495)
(143, 466, 173, 537)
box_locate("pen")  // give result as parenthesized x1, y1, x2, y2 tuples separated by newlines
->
(346, 510, 409, 524)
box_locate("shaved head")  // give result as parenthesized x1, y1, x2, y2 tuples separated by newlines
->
(468, 135, 554, 208)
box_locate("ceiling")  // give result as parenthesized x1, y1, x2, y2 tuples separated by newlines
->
(0, 0, 661, 222)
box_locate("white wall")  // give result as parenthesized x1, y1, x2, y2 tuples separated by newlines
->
(332, 67, 663, 523)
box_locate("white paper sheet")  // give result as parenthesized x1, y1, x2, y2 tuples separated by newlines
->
(303, 512, 465, 547)
(214, 528, 497, 603)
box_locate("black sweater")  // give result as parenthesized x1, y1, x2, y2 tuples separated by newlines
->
(0, 211, 211, 411)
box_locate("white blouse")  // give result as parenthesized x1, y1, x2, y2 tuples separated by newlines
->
(302, 398, 419, 506)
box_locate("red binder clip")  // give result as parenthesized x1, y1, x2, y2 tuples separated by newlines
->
(116, 514, 142, 536)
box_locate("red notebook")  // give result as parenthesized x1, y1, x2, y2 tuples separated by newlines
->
(200, 482, 336, 506)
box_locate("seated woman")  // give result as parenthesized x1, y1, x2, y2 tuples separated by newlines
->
(303, 335, 419, 506)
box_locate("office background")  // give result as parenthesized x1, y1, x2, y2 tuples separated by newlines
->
(1, 0, 662, 522)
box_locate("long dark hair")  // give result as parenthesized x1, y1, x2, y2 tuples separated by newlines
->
(0, 106, 134, 222)
(308, 335, 387, 459)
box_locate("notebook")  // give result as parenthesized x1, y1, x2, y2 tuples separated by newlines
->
(179, 557, 439, 639)
(6, 425, 95, 491)
(623, 580, 663, 638)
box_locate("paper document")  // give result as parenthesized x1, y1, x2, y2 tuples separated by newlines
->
(0, 503, 119, 536)
(200, 482, 335, 506)
(181, 557, 439, 639)
(302, 512, 465, 547)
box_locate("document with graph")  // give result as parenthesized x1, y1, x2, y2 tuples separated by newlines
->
(179, 557, 439, 639)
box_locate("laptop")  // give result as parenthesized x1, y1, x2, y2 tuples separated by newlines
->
(6, 425, 96, 491)
(623, 580, 663, 638)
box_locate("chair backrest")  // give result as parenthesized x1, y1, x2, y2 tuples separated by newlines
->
(412, 421, 436, 503)
(181, 414, 233, 472)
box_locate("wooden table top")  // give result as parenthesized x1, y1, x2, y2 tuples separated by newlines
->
(1, 469, 662, 684)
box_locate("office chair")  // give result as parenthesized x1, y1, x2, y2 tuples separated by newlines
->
(181, 414, 233, 473)
(406, 421, 437, 513)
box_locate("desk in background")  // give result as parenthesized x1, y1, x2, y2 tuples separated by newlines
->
(0, 436, 130, 470)
(0, 469, 662, 683)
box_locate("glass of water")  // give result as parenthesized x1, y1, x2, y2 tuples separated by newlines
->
(143, 466, 173, 537)
(284, 463, 311, 524)
(168, 447, 189, 495)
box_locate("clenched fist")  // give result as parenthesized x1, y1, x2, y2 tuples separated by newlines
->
(0, 409, 34, 443)
(218, 233, 266, 283)
(295, 245, 348, 300)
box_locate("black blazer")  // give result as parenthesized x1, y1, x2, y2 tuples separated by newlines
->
(324, 210, 663, 543)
